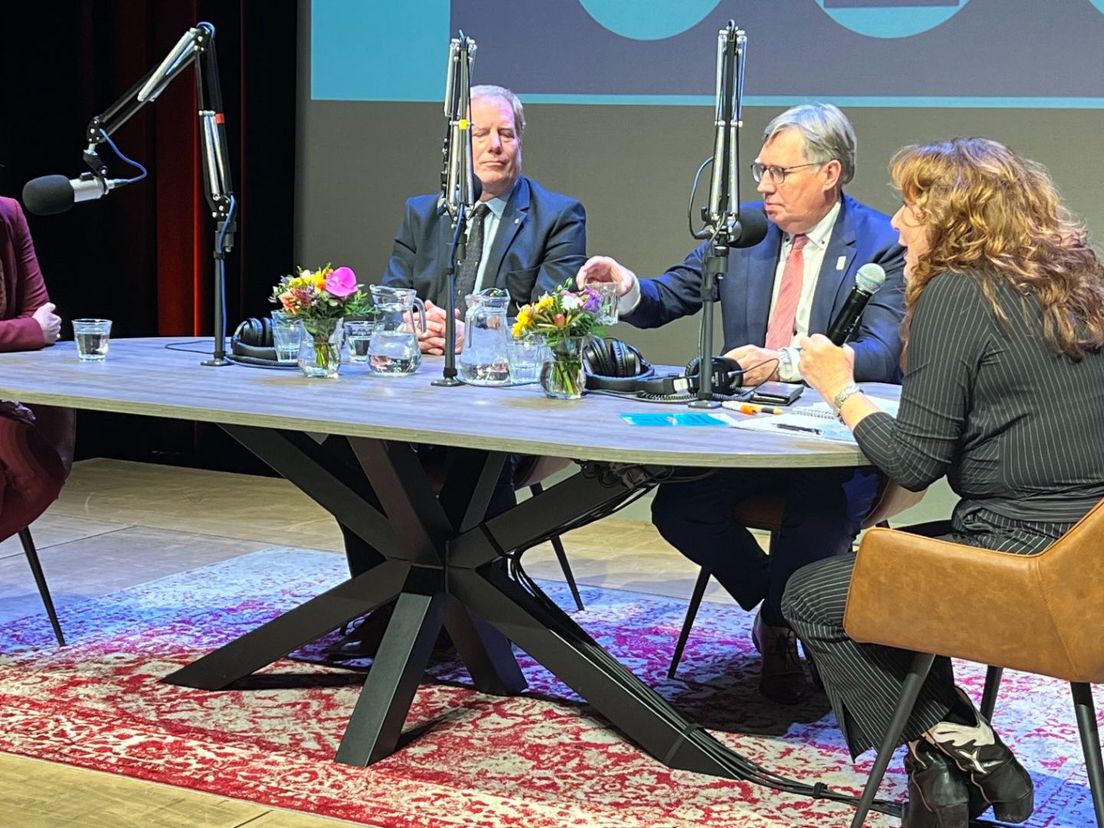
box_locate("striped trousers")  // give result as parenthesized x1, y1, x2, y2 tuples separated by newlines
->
(781, 505, 1072, 758)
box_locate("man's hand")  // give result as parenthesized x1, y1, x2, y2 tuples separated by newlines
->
(33, 302, 61, 345)
(575, 256, 637, 295)
(722, 344, 782, 387)
(418, 300, 465, 355)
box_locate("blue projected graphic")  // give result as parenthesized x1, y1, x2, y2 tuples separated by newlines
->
(311, 0, 1104, 108)
(815, 1, 970, 39)
(577, 0, 721, 40)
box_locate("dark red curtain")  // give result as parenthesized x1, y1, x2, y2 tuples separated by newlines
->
(0, 0, 296, 468)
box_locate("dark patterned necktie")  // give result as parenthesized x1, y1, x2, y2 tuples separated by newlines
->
(456, 203, 490, 305)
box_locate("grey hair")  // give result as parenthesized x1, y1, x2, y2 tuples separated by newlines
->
(763, 103, 856, 185)
(471, 84, 526, 140)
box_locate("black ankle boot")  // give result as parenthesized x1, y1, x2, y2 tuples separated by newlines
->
(924, 690, 1034, 824)
(901, 741, 970, 827)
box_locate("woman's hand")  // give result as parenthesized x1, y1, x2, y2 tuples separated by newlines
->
(33, 302, 61, 345)
(797, 334, 855, 403)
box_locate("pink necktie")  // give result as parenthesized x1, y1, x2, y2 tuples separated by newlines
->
(765, 233, 808, 350)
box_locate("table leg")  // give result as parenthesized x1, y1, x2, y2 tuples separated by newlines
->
(164, 560, 408, 689)
(336, 586, 447, 765)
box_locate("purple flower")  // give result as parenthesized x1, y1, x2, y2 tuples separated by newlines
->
(582, 288, 601, 313)
(324, 266, 359, 298)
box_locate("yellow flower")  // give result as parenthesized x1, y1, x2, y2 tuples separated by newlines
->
(535, 295, 554, 312)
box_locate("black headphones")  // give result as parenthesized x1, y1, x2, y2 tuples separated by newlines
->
(582, 337, 655, 391)
(684, 355, 745, 396)
(230, 317, 278, 364)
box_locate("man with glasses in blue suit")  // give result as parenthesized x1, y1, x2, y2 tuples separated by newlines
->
(577, 104, 905, 704)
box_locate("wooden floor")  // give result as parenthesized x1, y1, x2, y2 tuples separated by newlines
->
(0, 458, 953, 826)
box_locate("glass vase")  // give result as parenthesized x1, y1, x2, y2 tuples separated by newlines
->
(540, 336, 586, 400)
(298, 318, 343, 378)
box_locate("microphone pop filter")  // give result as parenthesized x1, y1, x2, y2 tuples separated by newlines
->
(732, 207, 770, 249)
(23, 175, 75, 216)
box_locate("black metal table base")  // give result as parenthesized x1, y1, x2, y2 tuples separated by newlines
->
(162, 425, 755, 778)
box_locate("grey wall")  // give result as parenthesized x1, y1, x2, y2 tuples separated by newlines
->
(297, 99, 1103, 364)
(295, 3, 1104, 365)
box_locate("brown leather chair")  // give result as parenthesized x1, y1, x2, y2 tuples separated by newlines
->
(667, 480, 925, 679)
(843, 499, 1104, 827)
(513, 455, 584, 611)
(12, 404, 75, 646)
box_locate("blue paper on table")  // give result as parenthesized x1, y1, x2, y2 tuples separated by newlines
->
(619, 412, 735, 427)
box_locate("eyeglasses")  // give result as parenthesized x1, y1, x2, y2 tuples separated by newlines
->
(750, 162, 821, 185)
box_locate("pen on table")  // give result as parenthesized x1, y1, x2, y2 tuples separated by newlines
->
(776, 422, 821, 435)
(738, 403, 783, 415)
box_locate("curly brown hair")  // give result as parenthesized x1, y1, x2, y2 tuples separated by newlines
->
(890, 137, 1104, 359)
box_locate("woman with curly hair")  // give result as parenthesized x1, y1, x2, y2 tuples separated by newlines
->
(783, 137, 1104, 827)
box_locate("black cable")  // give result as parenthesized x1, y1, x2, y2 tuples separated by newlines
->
(499, 460, 907, 816)
(163, 340, 213, 354)
(687, 157, 712, 239)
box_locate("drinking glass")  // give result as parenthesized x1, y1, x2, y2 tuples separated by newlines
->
(508, 333, 548, 384)
(343, 318, 376, 364)
(584, 279, 620, 325)
(73, 318, 112, 361)
(270, 312, 303, 364)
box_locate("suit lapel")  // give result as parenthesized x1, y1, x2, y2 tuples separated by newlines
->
(483, 178, 529, 288)
(743, 223, 783, 346)
(808, 197, 857, 334)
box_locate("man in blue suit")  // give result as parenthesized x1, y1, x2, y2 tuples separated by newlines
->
(382, 84, 586, 355)
(330, 87, 586, 652)
(577, 104, 905, 704)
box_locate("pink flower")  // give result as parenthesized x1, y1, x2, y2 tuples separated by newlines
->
(324, 266, 358, 298)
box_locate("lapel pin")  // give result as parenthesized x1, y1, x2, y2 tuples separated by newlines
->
(836, 255, 846, 271)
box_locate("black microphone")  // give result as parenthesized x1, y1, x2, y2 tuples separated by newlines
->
(729, 207, 769, 249)
(22, 173, 132, 216)
(827, 263, 887, 345)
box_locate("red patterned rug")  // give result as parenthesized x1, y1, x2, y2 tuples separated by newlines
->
(0, 548, 1097, 826)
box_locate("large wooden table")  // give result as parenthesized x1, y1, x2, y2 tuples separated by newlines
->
(0, 337, 883, 778)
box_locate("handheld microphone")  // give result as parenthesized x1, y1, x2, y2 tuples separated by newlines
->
(22, 173, 131, 216)
(827, 263, 886, 345)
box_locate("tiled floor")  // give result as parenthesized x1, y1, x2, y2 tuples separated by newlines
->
(0, 458, 954, 826)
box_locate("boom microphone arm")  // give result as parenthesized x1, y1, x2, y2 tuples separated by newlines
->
(433, 30, 478, 388)
(80, 22, 237, 366)
(690, 22, 747, 409)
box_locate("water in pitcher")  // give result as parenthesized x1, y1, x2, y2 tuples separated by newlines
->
(458, 289, 513, 385)
(368, 330, 420, 375)
(368, 285, 426, 377)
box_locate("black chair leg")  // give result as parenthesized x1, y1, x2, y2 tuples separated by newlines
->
(668, 567, 711, 679)
(17, 527, 65, 647)
(1072, 683, 1104, 827)
(850, 651, 936, 828)
(980, 665, 1003, 722)
(529, 483, 584, 611)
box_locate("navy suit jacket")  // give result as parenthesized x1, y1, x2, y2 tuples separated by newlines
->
(381, 176, 586, 308)
(626, 193, 906, 383)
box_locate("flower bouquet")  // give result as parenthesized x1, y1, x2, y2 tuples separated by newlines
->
(512, 280, 605, 399)
(271, 264, 370, 377)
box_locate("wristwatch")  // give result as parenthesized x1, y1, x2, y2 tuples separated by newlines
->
(832, 382, 865, 414)
(776, 347, 801, 382)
